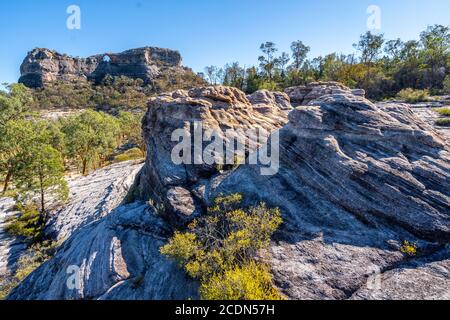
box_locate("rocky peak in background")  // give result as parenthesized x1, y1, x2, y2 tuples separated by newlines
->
(18, 47, 188, 88)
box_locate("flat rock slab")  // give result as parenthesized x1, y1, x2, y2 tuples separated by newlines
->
(47, 160, 144, 241)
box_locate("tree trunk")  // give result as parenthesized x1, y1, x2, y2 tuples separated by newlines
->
(2, 170, 12, 194)
(39, 178, 47, 227)
(82, 159, 88, 176)
(41, 188, 45, 214)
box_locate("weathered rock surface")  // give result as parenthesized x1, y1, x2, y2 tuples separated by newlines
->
(6, 161, 195, 300)
(0, 161, 142, 284)
(136, 86, 290, 224)
(200, 91, 449, 299)
(7, 202, 198, 300)
(285, 81, 366, 106)
(0, 198, 26, 278)
(19, 47, 194, 88)
(7, 83, 450, 300)
(47, 161, 144, 241)
(407, 101, 450, 140)
(350, 247, 450, 300)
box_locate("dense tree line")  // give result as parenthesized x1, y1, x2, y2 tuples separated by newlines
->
(203, 25, 450, 100)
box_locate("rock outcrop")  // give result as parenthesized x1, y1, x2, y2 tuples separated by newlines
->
(206, 92, 450, 299)
(285, 81, 365, 106)
(0, 161, 142, 282)
(19, 47, 192, 88)
(47, 161, 144, 241)
(7, 83, 450, 300)
(136, 86, 291, 224)
(7, 202, 198, 300)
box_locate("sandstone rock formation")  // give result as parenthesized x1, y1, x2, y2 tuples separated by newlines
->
(136, 86, 291, 224)
(285, 81, 365, 106)
(7, 83, 450, 300)
(0, 161, 142, 283)
(19, 47, 192, 88)
(7, 202, 198, 300)
(207, 92, 449, 299)
(47, 160, 144, 241)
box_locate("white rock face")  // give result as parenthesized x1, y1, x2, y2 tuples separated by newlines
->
(350, 248, 450, 300)
(47, 160, 144, 241)
(0, 161, 143, 282)
(7, 202, 198, 300)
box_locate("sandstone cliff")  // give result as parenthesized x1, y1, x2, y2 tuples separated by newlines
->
(19, 47, 192, 88)
(7, 83, 450, 300)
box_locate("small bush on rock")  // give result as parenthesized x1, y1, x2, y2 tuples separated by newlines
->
(400, 240, 418, 257)
(5, 203, 43, 242)
(160, 193, 283, 300)
(200, 261, 282, 300)
(435, 118, 450, 126)
(396, 88, 430, 103)
(0, 241, 56, 299)
(112, 147, 144, 163)
(434, 107, 450, 116)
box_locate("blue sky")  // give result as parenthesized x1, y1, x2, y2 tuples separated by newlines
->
(0, 0, 449, 85)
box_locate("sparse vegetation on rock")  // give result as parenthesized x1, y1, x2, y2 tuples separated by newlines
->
(161, 194, 283, 300)
(400, 241, 419, 257)
(396, 88, 430, 103)
(435, 118, 450, 126)
(435, 107, 450, 116)
(0, 241, 56, 300)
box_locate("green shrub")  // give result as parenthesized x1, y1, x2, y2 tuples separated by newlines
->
(435, 118, 450, 126)
(5, 203, 43, 242)
(258, 81, 280, 91)
(396, 88, 430, 103)
(112, 147, 144, 163)
(434, 107, 450, 116)
(200, 261, 282, 300)
(160, 193, 283, 300)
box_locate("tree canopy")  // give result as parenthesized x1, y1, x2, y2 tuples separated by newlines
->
(203, 24, 450, 100)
